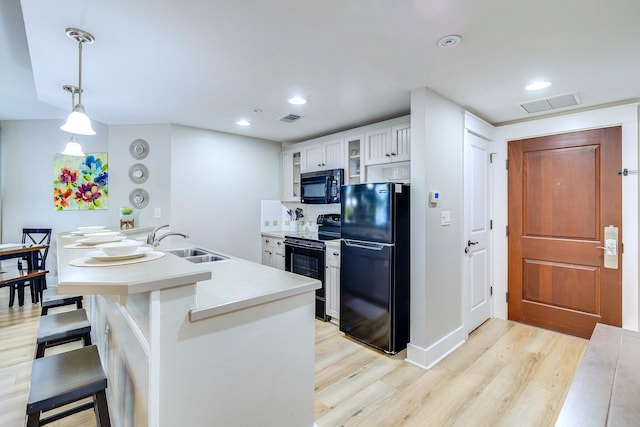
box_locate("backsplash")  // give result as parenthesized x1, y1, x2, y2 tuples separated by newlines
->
(261, 200, 340, 232)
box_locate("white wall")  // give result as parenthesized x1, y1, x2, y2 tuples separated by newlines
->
(0, 119, 109, 278)
(493, 104, 640, 331)
(407, 88, 467, 368)
(169, 125, 281, 262)
(107, 124, 172, 228)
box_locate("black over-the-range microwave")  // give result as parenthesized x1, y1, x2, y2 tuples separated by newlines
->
(300, 169, 344, 204)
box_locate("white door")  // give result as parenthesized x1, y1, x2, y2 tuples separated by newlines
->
(464, 130, 492, 333)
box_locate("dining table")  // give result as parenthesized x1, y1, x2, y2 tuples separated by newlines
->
(0, 243, 49, 306)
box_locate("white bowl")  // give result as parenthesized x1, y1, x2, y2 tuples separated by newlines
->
(95, 240, 145, 256)
(77, 226, 107, 233)
(82, 231, 122, 242)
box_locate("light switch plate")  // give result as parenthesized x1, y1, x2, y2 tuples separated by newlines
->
(441, 211, 451, 226)
(154, 207, 161, 218)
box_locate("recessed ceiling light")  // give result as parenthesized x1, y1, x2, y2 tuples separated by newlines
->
(525, 81, 552, 91)
(235, 120, 252, 126)
(288, 96, 308, 105)
(436, 34, 462, 48)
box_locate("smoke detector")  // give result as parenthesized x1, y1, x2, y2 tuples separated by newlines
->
(437, 35, 462, 48)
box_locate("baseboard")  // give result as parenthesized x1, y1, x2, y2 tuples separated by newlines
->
(405, 325, 467, 369)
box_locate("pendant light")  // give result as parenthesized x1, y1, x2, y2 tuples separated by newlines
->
(61, 85, 85, 157)
(60, 28, 96, 136)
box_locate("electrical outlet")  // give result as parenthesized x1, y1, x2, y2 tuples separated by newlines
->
(154, 207, 161, 219)
(264, 220, 270, 227)
(273, 220, 278, 226)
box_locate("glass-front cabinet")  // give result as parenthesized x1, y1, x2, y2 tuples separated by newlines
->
(281, 149, 302, 201)
(345, 134, 364, 185)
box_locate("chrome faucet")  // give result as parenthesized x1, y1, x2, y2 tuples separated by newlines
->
(147, 225, 189, 246)
(152, 232, 189, 247)
(147, 224, 170, 245)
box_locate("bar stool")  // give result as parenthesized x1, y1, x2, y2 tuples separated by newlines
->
(26, 345, 111, 426)
(41, 292, 84, 315)
(35, 309, 92, 358)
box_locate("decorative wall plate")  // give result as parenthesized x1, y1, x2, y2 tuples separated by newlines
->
(128, 163, 149, 184)
(129, 188, 150, 209)
(129, 139, 149, 159)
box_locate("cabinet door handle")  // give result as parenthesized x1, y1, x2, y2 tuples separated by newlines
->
(385, 153, 391, 157)
(277, 241, 282, 246)
(390, 152, 397, 156)
(333, 252, 339, 256)
(265, 239, 269, 244)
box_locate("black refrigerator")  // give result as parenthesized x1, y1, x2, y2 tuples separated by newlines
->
(340, 182, 410, 354)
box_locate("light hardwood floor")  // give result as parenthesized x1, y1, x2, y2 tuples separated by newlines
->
(314, 319, 587, 427)
(0, 288, 587, 427)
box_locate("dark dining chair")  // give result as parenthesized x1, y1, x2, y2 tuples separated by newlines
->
(10, 228, 52, 304)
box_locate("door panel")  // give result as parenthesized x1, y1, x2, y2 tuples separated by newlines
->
(464, 131, 492, 333)
(508, 127, 622, 339)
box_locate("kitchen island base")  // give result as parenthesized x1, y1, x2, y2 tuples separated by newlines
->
(91, 285, 316, 426)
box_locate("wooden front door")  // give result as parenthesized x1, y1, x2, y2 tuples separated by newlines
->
(508, 127, 622, 339)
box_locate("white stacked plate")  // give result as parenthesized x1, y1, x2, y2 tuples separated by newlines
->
(77, 231, 125, 246)
(88, 245, 153, 261)
(77, 226, 108, 233)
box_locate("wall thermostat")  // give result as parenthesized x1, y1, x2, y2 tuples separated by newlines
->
(429, 191, 441, 204)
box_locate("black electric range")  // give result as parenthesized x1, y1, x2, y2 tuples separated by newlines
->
(284, 214, 340, 321)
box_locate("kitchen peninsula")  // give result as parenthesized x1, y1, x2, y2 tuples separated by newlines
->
(56, 233, 320, 427)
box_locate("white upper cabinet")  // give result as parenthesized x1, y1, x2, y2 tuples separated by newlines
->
(302, 139, 344, 172)
(283, 115, 410, 187)
(364, 122, 410, 165)
(392, 123, 411, 162)
(281, 149, 301, 201)
(345, 134, 364, 185)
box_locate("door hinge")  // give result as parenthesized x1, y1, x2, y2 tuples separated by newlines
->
(506, 225, 509, 237)
(506, 292, 509, 303)
(490, 286, 493, 296)
(506, 159, 509, 170)
(489, 219, 493, 230)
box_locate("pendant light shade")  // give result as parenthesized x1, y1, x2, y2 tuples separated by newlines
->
(60, 103, 95, 135)
(61, 135, 85, 157)
(60, 85, 86, 156)
(60, 28, 96, 136)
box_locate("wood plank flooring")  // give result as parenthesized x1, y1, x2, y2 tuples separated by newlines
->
(0, 287, 587, 427)
(314, 319, 588, 427)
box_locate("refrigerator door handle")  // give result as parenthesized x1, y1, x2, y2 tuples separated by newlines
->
(343, 240, 388, 250)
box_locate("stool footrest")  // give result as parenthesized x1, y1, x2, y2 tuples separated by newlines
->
(38, 401, 95, 426)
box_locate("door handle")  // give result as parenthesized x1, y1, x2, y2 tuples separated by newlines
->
(465, 240, 479, 254)
(598, 225, 619, 269)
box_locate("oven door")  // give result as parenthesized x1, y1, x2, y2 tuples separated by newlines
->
(285, 241, 327, 320)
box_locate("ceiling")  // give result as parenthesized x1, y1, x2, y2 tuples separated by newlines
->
(2, 0, 640, 143)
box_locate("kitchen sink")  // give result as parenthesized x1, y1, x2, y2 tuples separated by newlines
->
(166, 247, 229, 263)
(184, 254, 228, 263)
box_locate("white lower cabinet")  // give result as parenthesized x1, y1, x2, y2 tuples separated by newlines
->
(262, 234, 286, 270)
(325, 241, 341, 323)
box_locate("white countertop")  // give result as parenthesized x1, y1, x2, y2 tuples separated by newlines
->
(57, 232, 320, 320)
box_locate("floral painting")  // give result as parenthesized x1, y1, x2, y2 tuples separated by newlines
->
(53, 153, 108, 210)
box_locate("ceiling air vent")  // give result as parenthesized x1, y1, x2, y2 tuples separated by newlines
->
(519, 92, 581, 114)
(278, 113, 302, 123)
